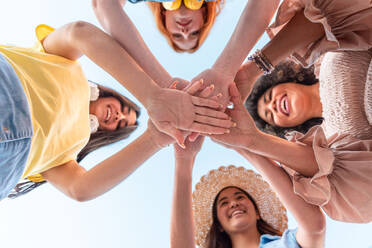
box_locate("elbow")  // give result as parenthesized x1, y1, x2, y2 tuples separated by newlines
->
(304, 210, 327, 235)
(67, 21, 97, 44)
(67, 184, 93, 202)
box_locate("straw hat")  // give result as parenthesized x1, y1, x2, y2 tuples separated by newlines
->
(192, 165, 288, 248)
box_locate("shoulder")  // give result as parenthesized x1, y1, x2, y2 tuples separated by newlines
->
(260, 229, 301, 248)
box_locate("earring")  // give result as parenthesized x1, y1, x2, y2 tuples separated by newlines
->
(89, 81, 100, 101)
(90, 114, 99, 134)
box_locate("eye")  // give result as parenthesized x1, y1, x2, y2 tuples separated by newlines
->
(237, 195, 244, 200)
(191, 30, 200, 36)
(269, 88, 273, 101)
(172, 33, 182, 39)
(220, 201, 228, 207)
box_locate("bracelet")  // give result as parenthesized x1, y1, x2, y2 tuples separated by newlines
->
(247, 49, 275, 75)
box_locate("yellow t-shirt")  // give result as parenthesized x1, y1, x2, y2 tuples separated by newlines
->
(0, 24, 91, 181)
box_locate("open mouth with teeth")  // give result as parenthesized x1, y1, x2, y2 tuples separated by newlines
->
(230, 209, 246, 218)
(278, 94, 290, 116)
(105, 105, 112, 123)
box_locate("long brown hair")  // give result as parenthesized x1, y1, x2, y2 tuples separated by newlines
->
(8, 84, 141, 199)
(206, 186, 282, 248)
(147, 1, 222, 53)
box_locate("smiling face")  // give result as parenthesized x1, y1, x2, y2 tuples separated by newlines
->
(89, 97, 137, 131)
(216, 187, 259, 235)
(257, 82, 319, 127)
(164, 4, 206, 51)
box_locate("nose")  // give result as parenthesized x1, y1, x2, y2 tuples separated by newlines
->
(115, 111, 126, 121)
(230, 200, 239, 208)
(267, 98, 277, 113)
(181, 26, 189, 34)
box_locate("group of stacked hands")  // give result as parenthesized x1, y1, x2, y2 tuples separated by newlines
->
(0, 0, 371, 247)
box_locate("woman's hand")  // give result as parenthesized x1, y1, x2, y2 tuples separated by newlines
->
(191, 68, 234, 108)
(174, 136, 205, 161)
(209, 83, 259, 149)
(147, 80, 233, 148)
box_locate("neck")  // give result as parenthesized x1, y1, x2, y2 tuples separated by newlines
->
(309, 82, 322, 118)
(229, 226, 261, 248)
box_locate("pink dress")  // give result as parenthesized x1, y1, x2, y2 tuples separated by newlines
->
(268, 0, 372, 223)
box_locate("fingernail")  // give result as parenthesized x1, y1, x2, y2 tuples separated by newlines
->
(171, 81, 178, 89)
(180, 143, 186, 149)
(216, 93, 222, 98)
(225, 129, 230, 133)
(232, 122, 237, 127)
(200, 79, 204, 85)
(209, 84, 215, 90)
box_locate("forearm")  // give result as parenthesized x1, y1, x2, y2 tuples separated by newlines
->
(92, 0, 172, 87)
(170, 157, 196, 248)
(262, 10, 324, 66)
(70, 130, 161, 201)
(244, 131, 318, 177)
(213, 0, 280, 78)
(71, 21, 160, 108)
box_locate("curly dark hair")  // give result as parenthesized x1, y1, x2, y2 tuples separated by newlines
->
(245, 60, 323, 139)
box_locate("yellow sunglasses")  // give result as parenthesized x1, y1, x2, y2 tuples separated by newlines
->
(162, 0, 204, 10)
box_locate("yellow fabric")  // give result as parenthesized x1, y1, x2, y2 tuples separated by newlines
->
(0, 24, 91, 181)
(162, 0, 204, 10)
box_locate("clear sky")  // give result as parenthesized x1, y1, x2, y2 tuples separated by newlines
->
(0, 1, 371, 248)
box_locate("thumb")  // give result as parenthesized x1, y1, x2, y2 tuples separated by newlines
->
(167, 126, 186, 149)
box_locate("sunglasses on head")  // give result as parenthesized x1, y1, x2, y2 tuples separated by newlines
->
(162, 0, 204, 10)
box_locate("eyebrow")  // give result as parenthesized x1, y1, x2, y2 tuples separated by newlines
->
(218, 191, 245, 204)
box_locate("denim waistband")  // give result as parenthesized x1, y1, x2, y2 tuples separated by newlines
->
(0, 53, 33, 142)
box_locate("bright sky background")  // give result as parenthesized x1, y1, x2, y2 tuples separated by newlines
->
(0, 1, 371, 248)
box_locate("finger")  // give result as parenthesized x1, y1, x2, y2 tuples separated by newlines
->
(167, 127, 186, 149)
(228, 83, 240, 98)
(186, 79, 204, 95)
(188, 132, 200, 142)
(191, 96, 221, 109)
(195, 106, 229, 119)
(154, 121, 186, 148)
(188, 123, 230, 134)
(199, 84, 214, 98)
(195, 115, 234, 128)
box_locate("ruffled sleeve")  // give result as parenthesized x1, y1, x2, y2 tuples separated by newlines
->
(267, 0, 372, 66)
(282, 125, 372, 223)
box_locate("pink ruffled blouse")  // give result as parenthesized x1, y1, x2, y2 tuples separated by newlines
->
(269, 0, 372, 223)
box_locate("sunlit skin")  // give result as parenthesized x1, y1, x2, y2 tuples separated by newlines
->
(257, 82, 322, 127)
(164, 4, 206, 50)
(89, 97, 137, 131)
(216, 187, 259, 235)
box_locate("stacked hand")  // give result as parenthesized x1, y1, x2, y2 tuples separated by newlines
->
(147, 79, 231, 148)
(209, 83, 260, 150)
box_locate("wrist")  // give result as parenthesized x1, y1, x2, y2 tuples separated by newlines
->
(143, 128, 164, 151)
(143, 84, 162, 110)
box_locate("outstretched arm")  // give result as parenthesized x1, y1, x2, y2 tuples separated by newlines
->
(92, 0, 174, 88)
(41, 125, 170, 201)
(170, 137, 204, 248)
(235, 149, 326, 248)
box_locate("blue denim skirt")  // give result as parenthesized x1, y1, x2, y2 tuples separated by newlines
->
(0, 53, 33, 200)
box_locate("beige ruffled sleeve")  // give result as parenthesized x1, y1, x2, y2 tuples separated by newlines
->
(267, 0, 372, 66)
(281, 125, 372, 223)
